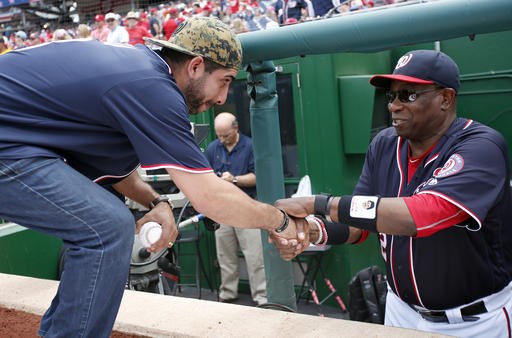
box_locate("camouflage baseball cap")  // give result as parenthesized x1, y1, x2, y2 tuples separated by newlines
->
(145, 17, 242, 70)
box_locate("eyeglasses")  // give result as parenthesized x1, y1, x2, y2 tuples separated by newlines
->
(106, 19, 115, 22)
(385, 87, 443, 104)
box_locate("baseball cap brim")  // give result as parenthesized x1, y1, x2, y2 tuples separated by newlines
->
(144, 37, 198, 58)
(370, 74, 435, 88)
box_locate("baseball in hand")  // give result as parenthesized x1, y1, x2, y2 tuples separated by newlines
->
(139, 221, 162, 248)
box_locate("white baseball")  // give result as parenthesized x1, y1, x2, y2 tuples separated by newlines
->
(139, 221, 162, 248)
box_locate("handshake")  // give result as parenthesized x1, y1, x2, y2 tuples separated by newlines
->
(267, 196, 324, 261)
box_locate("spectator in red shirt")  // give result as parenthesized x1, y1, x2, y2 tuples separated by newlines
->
(138, 11, 150, 32)
(125, 11, 153, 46)
(229, 0, 240, 14)
(162, 8, 179, 40)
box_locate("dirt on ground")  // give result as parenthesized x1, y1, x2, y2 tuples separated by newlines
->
(0, 307, 149, 338)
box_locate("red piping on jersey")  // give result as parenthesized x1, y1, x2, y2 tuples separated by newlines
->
(409, 237, 424, 307)
(141, 163, 213, 174)
(463, 119, 474, 130)
(389, 137, 406, 298)
(396, 137, 405, 196)
(416, 190, 482, 230)
(93, 164, 139, 183)
(503, 307, 511, 338)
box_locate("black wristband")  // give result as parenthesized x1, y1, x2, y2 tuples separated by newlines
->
(314, 193, 332, 218)
(149, 196, 174, 210)
(274, 209, 289, 233)
(325, 197, 334, 222)
(337, 195, 380, 233)
(323, 219, 350, 245)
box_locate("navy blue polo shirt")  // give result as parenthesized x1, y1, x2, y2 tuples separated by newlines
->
(0, 40, 211, 184)
(205, 133, 256, 198)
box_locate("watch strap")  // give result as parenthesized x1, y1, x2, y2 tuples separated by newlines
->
(274, 209, 289, 233)
(149, 196, 174, 210)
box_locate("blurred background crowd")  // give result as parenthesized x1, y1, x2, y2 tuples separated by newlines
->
(0, 0, 409, 53)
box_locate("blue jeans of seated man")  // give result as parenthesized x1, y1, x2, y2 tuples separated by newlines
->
(0, 157, 134, 338)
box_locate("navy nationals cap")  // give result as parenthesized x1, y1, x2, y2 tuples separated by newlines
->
(370, 50, 460, 92)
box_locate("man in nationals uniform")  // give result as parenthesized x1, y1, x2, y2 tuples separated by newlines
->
(0, 18, 301, 337)
(275, 50, 512, 337)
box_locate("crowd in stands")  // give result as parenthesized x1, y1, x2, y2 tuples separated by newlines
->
(0, 0, 405, 52)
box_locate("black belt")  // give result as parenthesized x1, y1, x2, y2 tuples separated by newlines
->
(410, 301, 488, 323)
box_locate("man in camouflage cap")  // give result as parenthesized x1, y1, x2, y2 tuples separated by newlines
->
(146, 17, 242, 70)
(0, 14, 303, 337)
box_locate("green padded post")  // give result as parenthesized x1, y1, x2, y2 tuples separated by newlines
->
(246, 60, 297, 311)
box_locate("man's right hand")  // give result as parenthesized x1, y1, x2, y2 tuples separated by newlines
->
(268, 216, 310, 260)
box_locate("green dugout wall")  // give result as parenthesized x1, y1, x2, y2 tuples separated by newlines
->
(0, 223, 61, 280)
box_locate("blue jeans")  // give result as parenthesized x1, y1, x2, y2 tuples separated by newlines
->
(0, 157, 134, 338)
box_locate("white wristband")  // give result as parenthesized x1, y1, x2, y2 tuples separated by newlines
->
(306, 215, 323, 246)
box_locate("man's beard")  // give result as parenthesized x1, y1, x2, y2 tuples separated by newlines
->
(183, 75, 214, 115)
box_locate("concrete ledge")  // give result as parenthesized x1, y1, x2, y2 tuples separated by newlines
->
(0, 273, 449, 337)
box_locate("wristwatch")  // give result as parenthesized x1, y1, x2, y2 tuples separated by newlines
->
(149, 196, 174, 210)
(232, 176, 238, 184)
